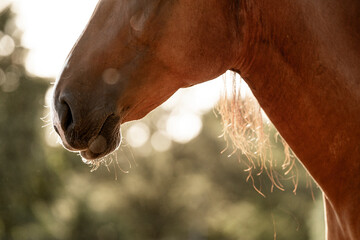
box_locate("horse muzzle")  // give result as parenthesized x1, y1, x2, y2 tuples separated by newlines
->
(79, 114, 122, 160)
(52, 93, 122, 160)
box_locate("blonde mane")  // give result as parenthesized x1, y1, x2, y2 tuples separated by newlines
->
(217, 72, 299, 195)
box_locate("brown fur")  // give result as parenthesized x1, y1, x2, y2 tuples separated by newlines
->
(52, 1, 360, 239)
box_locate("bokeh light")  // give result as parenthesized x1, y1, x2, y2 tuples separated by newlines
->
(166, 113, 203, 144)
(0, 34, 15, 56)
(126, 122, 150, 148)
(150, 131, 172, 152)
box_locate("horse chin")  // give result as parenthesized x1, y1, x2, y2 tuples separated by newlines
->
(79, 114, 122, 162)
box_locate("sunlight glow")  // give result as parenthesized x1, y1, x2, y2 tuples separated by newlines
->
(161, 78, 222, 115)
(166, 113, 203, 144)
(44, 87, 61, 147)
(44, 86, 54, 109)
(10, 0, 98, 78)
(44, 125, 61, 148)
(0, 34, 15, 56)
(150, 131, 172, 152)
(126, 122, 150, 148)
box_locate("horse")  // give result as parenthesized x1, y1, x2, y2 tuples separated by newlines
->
(51, 0, 360, 239)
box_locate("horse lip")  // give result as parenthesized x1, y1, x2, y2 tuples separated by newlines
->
(62, 141, 87, 152)
(89, 135, 107, 154)
(80, 149, 101, 160)
(79, 114, 121, 160)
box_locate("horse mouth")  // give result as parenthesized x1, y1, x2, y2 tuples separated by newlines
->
(80, 114, 121, 160)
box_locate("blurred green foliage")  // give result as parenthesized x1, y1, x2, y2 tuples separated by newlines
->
(0, 6, 325, 240)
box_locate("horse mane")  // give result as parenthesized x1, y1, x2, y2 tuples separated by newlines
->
(217, 71, 298, 195)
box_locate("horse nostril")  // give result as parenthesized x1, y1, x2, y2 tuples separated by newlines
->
(53, 125, 60, 135)
(59, 100, 73, 132)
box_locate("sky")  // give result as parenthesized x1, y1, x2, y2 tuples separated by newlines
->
(2, 0, 249, 149)
(7, 0, 99, 78)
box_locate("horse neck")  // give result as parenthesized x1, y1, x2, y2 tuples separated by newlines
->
(233, 0, 360, 238)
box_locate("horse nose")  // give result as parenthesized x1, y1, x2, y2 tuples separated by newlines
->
(56, 97, 74, 133)
(53, 93, 80, 150)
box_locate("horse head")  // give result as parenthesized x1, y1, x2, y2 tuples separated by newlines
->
(52, 0, 241, 160)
